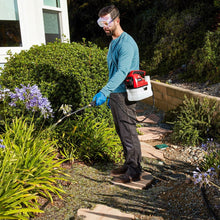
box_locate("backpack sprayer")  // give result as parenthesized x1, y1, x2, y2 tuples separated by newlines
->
(124, 70, 153, 101)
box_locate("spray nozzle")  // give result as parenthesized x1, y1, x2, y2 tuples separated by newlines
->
(89, 101, 96, 107)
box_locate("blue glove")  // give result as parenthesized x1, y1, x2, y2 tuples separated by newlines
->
(92, 92, 107, 106)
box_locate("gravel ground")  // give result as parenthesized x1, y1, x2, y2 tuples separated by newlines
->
(157, 145, 220, 220)
(171, 81, 220, 97)
(152, 76, 220, 98)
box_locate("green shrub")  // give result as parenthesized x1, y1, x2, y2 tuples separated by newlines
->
(147, 3, 213, 73)
(55, 114, 123, 164)
(0, 40, 110, 121)
(170, 96, 217, 146)
(139, 1, 219, 83)
(0, 117, 67, 219)
(186, 28, 220, 83)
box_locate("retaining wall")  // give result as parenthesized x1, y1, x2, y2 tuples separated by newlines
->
(142, 80, 220, 112)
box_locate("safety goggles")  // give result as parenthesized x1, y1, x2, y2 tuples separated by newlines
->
(97, 13, 119, 28)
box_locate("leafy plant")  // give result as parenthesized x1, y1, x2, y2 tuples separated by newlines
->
(0, 41, 116, 163)
(0, 117, 67, 219)
(56, 114, 123, 164)
(186, 28, 220, 83)
(170, 96, 217, 146)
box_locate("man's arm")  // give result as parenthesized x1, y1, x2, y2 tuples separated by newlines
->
(100, 42, 135, 97)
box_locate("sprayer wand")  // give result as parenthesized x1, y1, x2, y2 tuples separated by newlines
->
(52, 101, 96, 128)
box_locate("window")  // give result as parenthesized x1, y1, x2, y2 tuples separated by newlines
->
(0, 0, 22, 47)
(43, 10, 61, 43)
(44, 0, 60, 8)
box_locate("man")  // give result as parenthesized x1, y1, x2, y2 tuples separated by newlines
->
(92, 5, 142, 183)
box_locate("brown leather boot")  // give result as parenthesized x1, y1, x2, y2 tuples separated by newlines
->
(112, 174, 141, 183)
(110, 165, 127, 176)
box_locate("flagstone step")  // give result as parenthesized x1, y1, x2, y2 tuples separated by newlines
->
(77, 204, 134, 220)
(138, 126, 172, 141)
(141, 142, 165, 161)
(77, 204, 164, 220)
(136, 114, 160, 124)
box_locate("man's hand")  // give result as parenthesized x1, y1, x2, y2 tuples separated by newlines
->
(92, 92, 107, 106)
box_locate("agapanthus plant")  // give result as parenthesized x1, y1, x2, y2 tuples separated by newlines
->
(0, 139, 5, 149)
(193, 139, 219, 191)
(193, 167, 219, 189)
(9, 84, 53, 118)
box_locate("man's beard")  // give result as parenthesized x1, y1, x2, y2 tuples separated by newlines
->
(104, 28, 112, 36)
(104, 26, 116, 36)
(105, 30, 112, 36)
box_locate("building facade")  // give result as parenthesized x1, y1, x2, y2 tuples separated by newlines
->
(0, 0, 70, 68)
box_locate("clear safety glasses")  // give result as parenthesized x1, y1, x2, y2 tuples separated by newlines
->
(97, 13, 119, 28)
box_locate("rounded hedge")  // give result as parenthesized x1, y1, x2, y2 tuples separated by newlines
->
(0, 40, 109, 118)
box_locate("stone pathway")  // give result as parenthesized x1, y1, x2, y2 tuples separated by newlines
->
(77, 103, 172, 220)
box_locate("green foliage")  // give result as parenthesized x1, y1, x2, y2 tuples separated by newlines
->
(56, 114, 123, 164)
(209, 112, 220, 142)
(0, 117, 67, 219)
(170, 96, 217, 146)
(186, 28, 220, 83)
(138, 1, 219, 82)
(214, 0, 220, 8)
(0, 40, 109, 120)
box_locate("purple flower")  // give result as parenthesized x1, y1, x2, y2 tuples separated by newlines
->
(9, 84, 53, 118)
(0, 139, 5, 149)
(201, 143, 208, 151)
(193, 167, 217, 187)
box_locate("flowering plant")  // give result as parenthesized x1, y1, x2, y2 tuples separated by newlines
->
(0, 84, 53, 130)
(8, 84, 53, 118)
(200, 139, 220, 176)
(193, 139, 220, 191)
(193, 167, 219, 190)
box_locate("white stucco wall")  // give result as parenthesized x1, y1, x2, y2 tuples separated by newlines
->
(0, 0, 70, 64)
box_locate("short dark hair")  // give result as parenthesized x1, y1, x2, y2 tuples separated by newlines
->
(98, 5, 120, 20)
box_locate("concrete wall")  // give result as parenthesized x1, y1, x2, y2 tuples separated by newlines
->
(142, 80, 220, 112)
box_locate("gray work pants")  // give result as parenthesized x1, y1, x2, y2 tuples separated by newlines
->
(109, 92, 142, 177)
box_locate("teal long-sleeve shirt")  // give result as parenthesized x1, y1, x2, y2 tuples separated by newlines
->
(100, 32, 139, 97)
